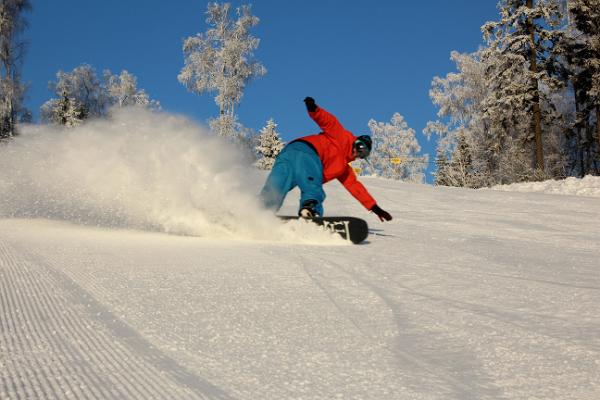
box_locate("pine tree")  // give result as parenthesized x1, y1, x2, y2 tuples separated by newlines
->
(434, 147, 451, 186)
(432, 132, 477, 187)
(40, 89, 84, 127)
(565, 0, 600, 174)
(40, 64, 108, 124)
(448, 131, 476, 187)
(178, 2, 266, 139)
(0, 0, 31, 139)
(427, 1, 590, 183)
(482, 0, 565, 174)
(255, 118, 284, 170)
(427, 3, 571, 185)
(368, 113, 428, 183)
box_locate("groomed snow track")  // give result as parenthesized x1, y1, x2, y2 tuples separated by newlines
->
(0, 240, 232, 400)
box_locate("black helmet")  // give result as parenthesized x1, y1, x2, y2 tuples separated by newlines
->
(353, 135, 372, 159)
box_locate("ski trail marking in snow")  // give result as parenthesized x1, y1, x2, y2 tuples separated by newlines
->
(297, 252, 500, 400)
(0, 240, 236, 400)
(292, 254, 366, 336)
(368, 228, 400, 238)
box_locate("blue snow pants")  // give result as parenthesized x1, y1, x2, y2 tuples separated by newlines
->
(260, 141, 326, 216)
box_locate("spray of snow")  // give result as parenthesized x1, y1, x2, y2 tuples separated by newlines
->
(0, 108, 343, 244)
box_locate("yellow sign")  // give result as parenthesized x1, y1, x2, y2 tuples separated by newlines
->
(390, 157, 402, 165)
(353, 167, 362, 174)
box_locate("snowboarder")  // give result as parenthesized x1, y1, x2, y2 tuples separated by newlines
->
(260, 97, 393, 221)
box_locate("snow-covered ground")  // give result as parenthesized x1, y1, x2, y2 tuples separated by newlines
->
(1, 111, 599, 399)
(491, 175, 600, 198)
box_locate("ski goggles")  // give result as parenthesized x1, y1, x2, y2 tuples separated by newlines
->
(353, 138, 371, 159)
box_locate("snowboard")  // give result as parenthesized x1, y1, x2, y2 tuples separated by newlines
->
(278, 216, 369, 244)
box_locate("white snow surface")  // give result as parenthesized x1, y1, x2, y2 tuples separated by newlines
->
(1, 111, 600, 399)
(490, 175, 600, 198)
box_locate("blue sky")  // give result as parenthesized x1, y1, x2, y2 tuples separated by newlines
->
(23, 1, 500, 181)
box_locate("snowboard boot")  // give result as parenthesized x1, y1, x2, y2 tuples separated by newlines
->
(299, 199, 320, 219)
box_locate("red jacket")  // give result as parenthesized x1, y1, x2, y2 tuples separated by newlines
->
(296, 107, 377, 210)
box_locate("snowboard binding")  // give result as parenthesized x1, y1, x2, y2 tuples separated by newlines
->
(298, 199, 320, 219)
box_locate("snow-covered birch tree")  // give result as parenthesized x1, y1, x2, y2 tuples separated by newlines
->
(424, 51, 490, 187)
(0, 0, 31, 139)
(178, 2, 266, 139)
(366, 113, 428, 183)
(104, 70, 160, 110)
(255, 118, 284, 170)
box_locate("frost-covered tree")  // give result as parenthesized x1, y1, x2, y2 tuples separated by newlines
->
(425, 1, 574, 186)
(41, 65, 158, 126)
(557, 2, 594, 175)
(427, 0, 593, 184)
(104, 69, 160, 110)
(445, 131, 476, 187)
(0, 0, 31, 139)
(178, 2, 266, 139)
(429, 125, 478, 187)
(481, 48, 535, 182)
(434, 148, 452, 186)
(40, 89, 84, 127)
(255, 118, 284, 170)
(41, 64, 108, 125)
(560, 0, 600, 174)
(425, 51, 490, 187)
(482, 0, 565, 173)
(427, 48, 568, 186)
(366, 113, 428, 183)
(208, 113, 257, 161)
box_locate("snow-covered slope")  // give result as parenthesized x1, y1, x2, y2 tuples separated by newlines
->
(491, 175, 600, 198)
(1, 112, 599, 399)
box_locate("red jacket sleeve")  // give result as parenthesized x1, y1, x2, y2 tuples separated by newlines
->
(308, 107, 346, 139)
(337, 166, 377, 210)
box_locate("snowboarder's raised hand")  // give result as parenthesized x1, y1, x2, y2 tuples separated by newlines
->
(371, 204, 392, 222)
(304, 97, 317, 112)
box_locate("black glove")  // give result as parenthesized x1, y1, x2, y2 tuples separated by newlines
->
(371, 204, 392, 222)
(303, 97, 317, 112)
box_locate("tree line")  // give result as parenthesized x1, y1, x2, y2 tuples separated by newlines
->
(0, 0, 31, 139)
(427, 0, 600, 187)
(12, 1, 596, 186)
